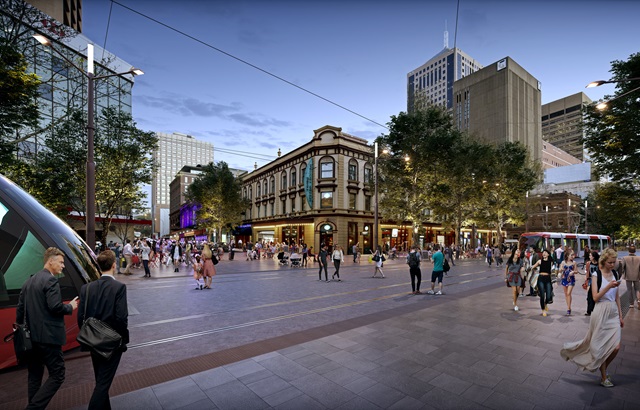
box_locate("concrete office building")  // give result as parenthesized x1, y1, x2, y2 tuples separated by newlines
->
(542, 92, 592, 161)
(453, 57, 542, 161)
(152, 132, 214, 237)
(541, 140, 581, 169)
(407, 46, 482, 112)
(27, 0, 83, 32)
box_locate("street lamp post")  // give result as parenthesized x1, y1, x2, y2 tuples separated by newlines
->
(34, 34, 143, 251)
(584, 200, 588, 233)
(374, 142, 379, 251)
(586, 77, 640, 110)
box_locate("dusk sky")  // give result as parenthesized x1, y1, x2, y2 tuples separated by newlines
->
(82, 0, 640, 172)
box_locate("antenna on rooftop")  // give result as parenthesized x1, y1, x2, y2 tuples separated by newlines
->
(444, 20, 449, 49)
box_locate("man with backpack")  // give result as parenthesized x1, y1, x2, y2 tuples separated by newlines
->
(407, 245, 422, 294)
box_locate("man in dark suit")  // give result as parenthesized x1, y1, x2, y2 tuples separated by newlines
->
(78, 250, 129, 410)
(16, 247, 79, 409)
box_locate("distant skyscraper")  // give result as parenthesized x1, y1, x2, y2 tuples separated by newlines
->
(152, 132, 214, 237)
(26, 0, 83, 32)
(541, 92, 592, 161)
(453, 57, 542, 161)
(407, 45, 482, 112)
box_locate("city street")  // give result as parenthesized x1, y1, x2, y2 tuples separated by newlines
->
(1, 255, 638, 409)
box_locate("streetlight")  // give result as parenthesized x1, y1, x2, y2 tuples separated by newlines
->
(586, 77, 640, 111)
(584, 199, 588, 233)
(34, 34, 143, 250)
(373, 142, 391, 251)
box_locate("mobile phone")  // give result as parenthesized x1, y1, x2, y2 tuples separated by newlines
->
(616, 279, 622, 283)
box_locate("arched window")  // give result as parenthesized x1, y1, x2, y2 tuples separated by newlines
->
(364, 164, 373, 184)
(348, 159, 358, 181)
(263, 179, 268, 196)
(270, 177, 275, 194)
(290, 167, 297, 187)
(256, 182, 261, 197)
(300, 164, 306, 184)
(281, 171, 287, 190)
(319, 156, 334, 179)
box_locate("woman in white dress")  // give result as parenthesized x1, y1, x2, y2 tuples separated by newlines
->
(560, 248, 623, 387)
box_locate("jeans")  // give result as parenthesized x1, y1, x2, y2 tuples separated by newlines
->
(143, 259, 150, 276)
(537, 279, 552, 310)
(318, 262, 328, 280)
(410, 267, 422, 292)
(333, 260, 341, 278)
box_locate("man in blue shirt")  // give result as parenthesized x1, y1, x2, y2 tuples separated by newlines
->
(427, 244, 445, 295)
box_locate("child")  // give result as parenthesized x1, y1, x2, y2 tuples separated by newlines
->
(193, 255, 203, 289)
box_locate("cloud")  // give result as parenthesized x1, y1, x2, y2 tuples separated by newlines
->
(136, 93, 292, 128)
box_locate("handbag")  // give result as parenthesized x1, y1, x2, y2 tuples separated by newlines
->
(4, 291, 32, 362)
(372, 254, 380, 262)
(76, 283, 122, 360)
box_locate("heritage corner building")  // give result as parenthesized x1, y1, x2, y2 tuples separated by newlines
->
(238, 126, 497, 255)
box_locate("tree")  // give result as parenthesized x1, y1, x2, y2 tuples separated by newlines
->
(376, 106, 462, 244)
(474, 142, 541, 244)
(586, 182, 640, 238)
(34, 107, 157, 243)
(187, 162, 249, 241)
(583, 52, 640, 186)
(0, 38, 40, 165)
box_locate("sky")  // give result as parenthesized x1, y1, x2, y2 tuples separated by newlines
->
(81, 0, 640, 172)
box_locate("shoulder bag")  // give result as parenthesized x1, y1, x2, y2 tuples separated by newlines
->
(76, 282, 122, 359)
(4, 281, 33, 362)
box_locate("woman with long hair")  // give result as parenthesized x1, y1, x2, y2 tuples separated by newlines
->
(505, 248, 525, 311)
(530, 249, 553, 316)
(561, 248, 623, 387)
(585, 251, 600, 316)
(560, 247, 578, 315)
(372, 245, 385, 278)
(201, 243, 217, 289)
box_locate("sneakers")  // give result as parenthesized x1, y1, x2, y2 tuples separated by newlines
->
(542, 311, 547, 317)
(435, 291, 443, 295)
(600, 378, 614, 388)
(514, 305, 519, 311)
(426, 290, 435, 295)
(566, 310, 571, 316)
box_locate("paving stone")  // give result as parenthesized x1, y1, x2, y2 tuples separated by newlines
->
(326, 350, 381, 373)
(246, 374, 292, 398)
(358, 382, 406, 409)
(262, 386, 303, 407)
(224, 359, 267, 379)
(238, 368, 275, 385)
(432, 361, 502, 389)
(343, 375, 377, 394)
(293, 352, 332, 369)
(152, 376, 210, 410)
(482, 391, 534, 410)
(461, 384, 493, 404)
(364, 366, 434, 398)
(259, 354, 315, 381)
(427, 372, 473, 395)
(175, 397, 218, 410)
(387, 395, 426, 410)
(109, 387, 163, 410)
(322, 366, 365, 386)
(205, 380, 270, 410)
(192, 367, 238, 391)
(334, 396, 383, 410)
(273, 393, 325, 410)
(419, 387, 486, 410)
(492, 379, 584, 410)
(289, 373, 357, 408)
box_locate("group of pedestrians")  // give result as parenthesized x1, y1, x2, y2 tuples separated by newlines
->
(16, 247, 128, 409)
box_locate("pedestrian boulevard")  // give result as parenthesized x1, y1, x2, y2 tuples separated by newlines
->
(2, 256, 638, 409)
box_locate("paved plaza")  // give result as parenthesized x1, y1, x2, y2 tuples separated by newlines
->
(2, 255, 638, 409)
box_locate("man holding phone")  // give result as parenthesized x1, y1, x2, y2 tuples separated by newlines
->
(16, 247, 79, 409)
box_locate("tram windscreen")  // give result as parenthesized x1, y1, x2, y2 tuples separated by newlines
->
(519, 235, 545, 252)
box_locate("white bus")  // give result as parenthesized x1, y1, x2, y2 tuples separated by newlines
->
(519, 232, 611, 258)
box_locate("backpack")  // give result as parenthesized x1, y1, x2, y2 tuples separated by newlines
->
(408, 252, 420, 268)
(443, 258, 450, 272)
(596, 268, 618, 291)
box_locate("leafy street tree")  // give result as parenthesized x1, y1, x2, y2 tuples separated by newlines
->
(187, 161, 250, 241)
(34, 108, 157, 245)
(376, 105, 462, 244)
(586, 182, 640, 239)
(474, 142, 541, 244)
(583, 52, 640, 187)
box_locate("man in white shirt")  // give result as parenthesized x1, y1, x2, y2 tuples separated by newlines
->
(122, 239, 134, 275)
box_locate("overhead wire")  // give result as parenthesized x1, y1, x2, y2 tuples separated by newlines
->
(100, 1, 114, 61)
(109, 0, 389, 131)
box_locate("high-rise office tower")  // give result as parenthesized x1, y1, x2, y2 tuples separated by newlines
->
(541, 92, 592, 161)
(407, 39, 482, 112)
(453, 57, 542, 161)
(152, 132, 214, 237)
(27, 0, 83, 32)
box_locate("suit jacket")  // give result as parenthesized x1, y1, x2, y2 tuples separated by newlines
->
(16, 269, 73, 345)
(77, 276, 129, 348)
(622, 254, 640, 281)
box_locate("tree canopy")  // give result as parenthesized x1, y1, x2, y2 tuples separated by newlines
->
(187, 161, 249, 241)
(583, 52, 640, 187)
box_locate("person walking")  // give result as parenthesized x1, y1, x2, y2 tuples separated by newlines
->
(141, 239, 152, 278)
(193, 255, 204, 290)
(426, 244, 444, 295)
(407, 245, 422, 294)
(530, 249, 553, 316)
(78, 250, 129, 409)
(620, 245, 640, 310)
(561, 248, 623, 387)
(201, 243, 217, 289)
(318, 244, 329, 282)
(560, 247, 578, 315)
(331, 245, 345, 281)
(352, 242, 359, 263)
(301, 243, 308, 267)
(525, 246, 540, 297)
(171, 241, 182, 272)
(16, 247, 79, 410)
(122, 239, 134, 275)
(372, 245, 385, 278)
(504, 248, 525, 311)
(585, 251, 600, 316)
(486, 246, 493, 267)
